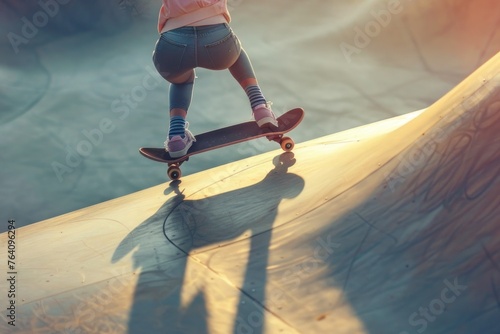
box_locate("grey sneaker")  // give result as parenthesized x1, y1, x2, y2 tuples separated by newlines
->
(164, 122, 196, 158)
(252, 103, 278, 128)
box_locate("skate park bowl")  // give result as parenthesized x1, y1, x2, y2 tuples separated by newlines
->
(0, 0, 499, 333)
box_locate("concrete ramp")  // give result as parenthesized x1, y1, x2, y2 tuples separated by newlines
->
(1, 52, 499, 333)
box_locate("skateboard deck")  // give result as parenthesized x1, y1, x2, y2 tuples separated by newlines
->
(140, 107, 304, 179)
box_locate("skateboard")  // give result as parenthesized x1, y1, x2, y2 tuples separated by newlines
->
(140, 107, 304, 180)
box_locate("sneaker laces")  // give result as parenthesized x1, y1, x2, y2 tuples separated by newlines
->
(184, 122, 196, 142)
(252, 101, 273, 114)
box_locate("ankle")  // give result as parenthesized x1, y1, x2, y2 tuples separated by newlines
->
(168, 116, 187, 139)
(244, 85, 267, 110)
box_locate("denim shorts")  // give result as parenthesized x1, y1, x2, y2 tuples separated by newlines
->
(153, 23, 242, 81)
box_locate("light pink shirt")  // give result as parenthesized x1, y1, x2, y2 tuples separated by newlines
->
(158, 0, 231, 33)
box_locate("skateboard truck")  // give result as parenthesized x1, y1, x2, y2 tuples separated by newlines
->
(267, 134, 295, 151)
(167, 157, 189, 180)
(167, 163, 183, 180)
(166, 137, 294, 180)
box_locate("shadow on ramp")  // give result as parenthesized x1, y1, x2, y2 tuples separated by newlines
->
(252, 55, 500, 334)
(112, 153, 305, 333)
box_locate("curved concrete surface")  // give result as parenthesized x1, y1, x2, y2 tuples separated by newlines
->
(1, 0, 499, 230)
(1, 52, 498, 333)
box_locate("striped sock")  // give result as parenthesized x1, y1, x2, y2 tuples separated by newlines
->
(244, 85, 267, 109)
(168, 116, 186, 139)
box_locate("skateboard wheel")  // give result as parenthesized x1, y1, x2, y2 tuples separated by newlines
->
(280, 137, 294, 152)
(167, 166, 182, 180)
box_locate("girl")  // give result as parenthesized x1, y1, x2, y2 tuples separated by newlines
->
(153, 0, 277, 157)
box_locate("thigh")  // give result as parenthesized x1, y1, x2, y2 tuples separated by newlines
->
(198, 24, 241, 70)
(153, 32, 195, 81)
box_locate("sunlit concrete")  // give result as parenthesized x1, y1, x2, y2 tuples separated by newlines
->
(1, 51, 498, 333)
(2, 0, 499, 229)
